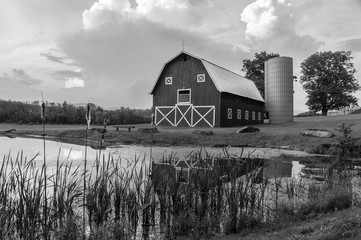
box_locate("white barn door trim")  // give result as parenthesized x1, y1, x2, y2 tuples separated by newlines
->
(193, 106, 215, 128)
(155, 106, 176, 126)
(175, 105, 192, 126)
(155, 105, 215, 127)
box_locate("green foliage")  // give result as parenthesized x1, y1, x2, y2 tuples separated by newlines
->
(0, 99, 151, 125)
(300, 51, 360, 115)
(242, 51, 280, 97)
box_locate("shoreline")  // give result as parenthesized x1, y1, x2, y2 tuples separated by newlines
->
(3, 113, 361, 155)
(1, 129, 329, 161)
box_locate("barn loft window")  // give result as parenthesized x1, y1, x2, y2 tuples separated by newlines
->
(197, 74, 205, 82)
(252, 111, 256, 120)
(237, 109, 242, 119)
(165, 77, 172, 85)
(227, 108, 232, 119)
(177, 89, 191, 104)
(245, 110, 249, 120)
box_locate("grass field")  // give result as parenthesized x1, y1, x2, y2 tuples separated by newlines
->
(1, 114, 361, 152)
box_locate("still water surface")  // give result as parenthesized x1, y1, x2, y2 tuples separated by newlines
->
(0, 136, 306, 177)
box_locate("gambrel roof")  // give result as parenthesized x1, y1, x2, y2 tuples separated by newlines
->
(150, 51, 265, 103)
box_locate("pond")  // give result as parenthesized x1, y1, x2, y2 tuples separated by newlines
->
(0, 136, 309, 178)
(2, 136, 360, 239)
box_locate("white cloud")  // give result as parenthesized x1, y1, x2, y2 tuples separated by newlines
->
(240, 0, 323, 58)
(240, 0, 278, 40)
(65, 78, 85, 88)
(240, 0, 291, 40)
(82, 0, 190, 30)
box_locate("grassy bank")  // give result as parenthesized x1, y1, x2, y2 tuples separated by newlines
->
(213, 207, 361, 240)
(2, 114, 361, 152)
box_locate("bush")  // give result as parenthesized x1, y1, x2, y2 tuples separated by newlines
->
(295, 111, 322, 117)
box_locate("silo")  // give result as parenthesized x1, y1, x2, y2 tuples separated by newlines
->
(265, 57, 293, 124)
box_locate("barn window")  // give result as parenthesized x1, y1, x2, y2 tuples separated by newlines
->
(227, 108, 232, 119)
(165, 77, 172, 85)
(237, 109, 242, 119)
(177, 89, 191, 104)
(197, 74, 205, 82)
(252, 111, 256, 120)
(258, 112, 261, 120)
(245, 110, 249, 120)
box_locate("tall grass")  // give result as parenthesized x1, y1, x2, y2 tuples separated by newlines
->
(0, 146, 359, 239)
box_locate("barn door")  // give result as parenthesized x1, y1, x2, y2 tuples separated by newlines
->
(192, 106, 215, 127)
(155, 105, 215, 127)
(155, 106, 176, 126)
(175, 105, 192, 127)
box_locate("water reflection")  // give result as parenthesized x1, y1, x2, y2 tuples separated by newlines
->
(0, 136, 309, 179)
(63, 148, 83, 160)
(263, 160, 305, 179)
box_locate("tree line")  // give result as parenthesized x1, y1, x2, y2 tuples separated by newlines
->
(0, 100, 152, 125)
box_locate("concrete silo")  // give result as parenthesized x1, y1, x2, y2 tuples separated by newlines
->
(265, 57, 293, 124)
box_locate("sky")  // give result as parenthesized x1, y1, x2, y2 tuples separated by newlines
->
(0, 0, 360, 113)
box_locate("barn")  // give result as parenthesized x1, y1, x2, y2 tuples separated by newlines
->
(150, 51, 265, 127)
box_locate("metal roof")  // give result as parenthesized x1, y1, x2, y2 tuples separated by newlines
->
(150, 51, 265, 102)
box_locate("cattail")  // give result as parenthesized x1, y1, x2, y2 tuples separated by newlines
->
(86, 103, 91, 129)
(41, 102, 46, 120)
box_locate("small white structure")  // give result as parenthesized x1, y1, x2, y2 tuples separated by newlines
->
(265, 57, 293, 124)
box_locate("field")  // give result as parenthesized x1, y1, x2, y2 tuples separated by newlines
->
(2, 114, 361, 152)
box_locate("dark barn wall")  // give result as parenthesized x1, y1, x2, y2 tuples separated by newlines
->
(220, 93, 265, 127)
(152, 53, 221, 127)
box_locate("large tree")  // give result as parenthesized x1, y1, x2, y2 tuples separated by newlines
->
(242, 51, 280, 97)
(300, 51, 359, 115)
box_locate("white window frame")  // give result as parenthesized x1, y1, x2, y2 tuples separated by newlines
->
(245, 110, 249, 120)
(258, 112, 261, 120)
(237, 109, 242, 119)
(165, 77, 172, 85)
(177, 89, 191, 104)
(227, 108, 232, 119)
(197, 74, 205, 83)
(252, 111, 256, 120)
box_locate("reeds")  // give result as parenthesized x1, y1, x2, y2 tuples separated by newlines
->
(0, 146, 359, 239)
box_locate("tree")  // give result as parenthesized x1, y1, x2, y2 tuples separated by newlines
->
(300, 51, 359, 116)
(242, 51, 280, 97)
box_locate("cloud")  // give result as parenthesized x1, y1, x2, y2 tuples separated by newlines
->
(82, 0, 208, 33)
(0, 68, 42, 86)
(40, 52, 66, 64)
(51, 69, 82, 81)
(40, 50, 75, 65)
(337, 38, 361, 52)
(65, 78, 84, 88)
(240, 0, 323, 57)
(240, 0, 279, 40)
